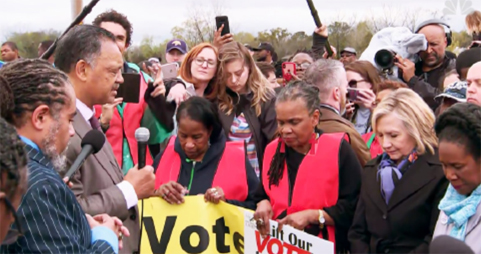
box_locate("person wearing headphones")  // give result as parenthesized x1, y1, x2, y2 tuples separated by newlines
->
(395, 19, 456, 111)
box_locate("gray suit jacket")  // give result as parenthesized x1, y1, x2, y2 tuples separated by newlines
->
(66, 111, 140, 254)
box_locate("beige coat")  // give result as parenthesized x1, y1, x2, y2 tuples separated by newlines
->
(433, 201, 481, 253)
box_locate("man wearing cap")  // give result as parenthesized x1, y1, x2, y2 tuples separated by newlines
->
(253, 42, 282, 78)
(165, 39, 188, 64)
(340, 47, 357, 66)
(395, 19, 456, 111)
(435, 81, 467, 116)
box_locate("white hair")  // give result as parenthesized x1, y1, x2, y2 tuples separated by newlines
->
(304, 59, 345, 102)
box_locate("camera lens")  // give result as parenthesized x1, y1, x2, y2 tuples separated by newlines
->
(375, 49, 396, 69)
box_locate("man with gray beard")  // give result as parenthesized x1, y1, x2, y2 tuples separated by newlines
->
(0, 59, 127, 253)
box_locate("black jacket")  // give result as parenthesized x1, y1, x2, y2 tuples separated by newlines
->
(402, 56, 455, 111)
(218, 89, 278, 172)
(152, 132, 259, 210)
(348, 151, 449, 253)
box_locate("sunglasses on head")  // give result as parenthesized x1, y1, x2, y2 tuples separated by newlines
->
(1, 196, 23, 245)
(348, 79, 365, 88)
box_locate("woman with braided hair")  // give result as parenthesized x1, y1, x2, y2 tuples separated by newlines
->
(0, 116, 28, 245)
(433, 103, 481, 252)
(253, 81, 362, 253)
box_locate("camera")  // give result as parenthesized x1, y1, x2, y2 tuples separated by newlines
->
(374, 49, 398, 70)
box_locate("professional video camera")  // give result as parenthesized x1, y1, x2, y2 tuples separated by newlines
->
(360, 27, 427, 79)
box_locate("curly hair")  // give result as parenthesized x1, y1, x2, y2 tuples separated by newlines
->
(0, 116, 28, 199)
(435, 103, 481, 161)
(267, 81, 321, 187)
(93, 9, 133, 47)
(0, 59, 70, 127)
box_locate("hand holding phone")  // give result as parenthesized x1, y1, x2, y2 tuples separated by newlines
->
(161, 63, 178, 80)
(214, 16, 233, 48)
(282, 62, 297, 82)
(347, 87, 360, 102)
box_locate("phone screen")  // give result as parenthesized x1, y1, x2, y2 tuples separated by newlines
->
(117, 73, 141, 103)
(347, 88, 360, 102)
(215, 16, 230, 36)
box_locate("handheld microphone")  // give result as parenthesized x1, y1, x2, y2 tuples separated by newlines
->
(135, 127, 150, 169)
(430, 235, 474, 254)
(64, 130, 105, 181)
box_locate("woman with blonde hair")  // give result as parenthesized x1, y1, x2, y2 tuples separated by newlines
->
(349, 88, 449, 253)
(213, 41, 277, 177)
(466, 10, 481, 48)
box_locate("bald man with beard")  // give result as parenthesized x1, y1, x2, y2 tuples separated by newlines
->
(396, 22, 456, 111)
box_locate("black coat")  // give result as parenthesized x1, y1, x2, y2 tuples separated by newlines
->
(348, 151, 449, 254)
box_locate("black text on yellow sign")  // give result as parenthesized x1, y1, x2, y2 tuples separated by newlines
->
(143, 216, 244, 253)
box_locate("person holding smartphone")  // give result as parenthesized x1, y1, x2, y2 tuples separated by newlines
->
(344, 61, 382, 135)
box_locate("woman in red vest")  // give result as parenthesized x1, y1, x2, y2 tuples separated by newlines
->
(253, 81, 363, 253)
(153, 96, 259, 209)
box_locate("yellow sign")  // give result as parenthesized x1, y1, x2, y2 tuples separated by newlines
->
(138, 196, 333, 254)
(139, 196, 246, 254)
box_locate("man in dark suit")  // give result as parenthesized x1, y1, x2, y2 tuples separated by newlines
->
(55, 25, 156, 253)
(0, 59, 127, 253)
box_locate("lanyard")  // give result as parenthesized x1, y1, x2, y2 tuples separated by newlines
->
(185, 158, 196, 191)
(367, 133, 376, 149)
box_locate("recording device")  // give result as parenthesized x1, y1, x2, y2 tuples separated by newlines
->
(305, 0, 333, 57)
(135, 127, 150, 168)
(282, 62, 296, 82)
(374, 49, 398, 74)
(40, 0, 101, 60)
(117, 73, 141, 103)
(161, 62, 178, 80)
(215, 16, 230, 36)
(64, 130, 105, 181)
(429, 235, 474, 254)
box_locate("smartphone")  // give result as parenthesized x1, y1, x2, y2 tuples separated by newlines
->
(282, 62, 296, 82)
(161, 63, 178, 80)
(347, 88, 361, 102)
(215, 16, 230, 36)
(117, 73, 141, 103)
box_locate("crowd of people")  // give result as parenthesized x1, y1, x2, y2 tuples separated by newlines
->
(0, 7, 481, 254)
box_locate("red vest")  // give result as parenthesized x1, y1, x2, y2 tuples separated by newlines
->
(155, 137, 248, 201)
(94, 74, 153, 168)
(362, 132, 383, 159)
(262, 133, 347, 244)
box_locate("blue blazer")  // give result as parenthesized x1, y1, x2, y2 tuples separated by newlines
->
(0, 144, 115, 253)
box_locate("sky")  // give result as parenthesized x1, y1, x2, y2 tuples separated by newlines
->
(0, 0, 479, 45)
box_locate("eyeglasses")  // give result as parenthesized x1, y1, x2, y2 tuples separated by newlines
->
(1, 197, 23, 245)
(348, 79, 365, 88)
(193, 58, 217, 68)
(296, 63, 311, 70)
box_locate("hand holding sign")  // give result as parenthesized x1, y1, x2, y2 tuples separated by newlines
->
(204, 187, 225, 204)
(253, 200, 274, 237)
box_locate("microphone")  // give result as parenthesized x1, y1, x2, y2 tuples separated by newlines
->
(430, 235, 474, 254)
(135, 127, 150, 168)
(64, 130, 105, 181)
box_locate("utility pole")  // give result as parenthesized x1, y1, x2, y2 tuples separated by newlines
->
(72, 0, 83, 22)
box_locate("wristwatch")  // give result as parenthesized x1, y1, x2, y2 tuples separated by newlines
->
(318, 210, 325, 228)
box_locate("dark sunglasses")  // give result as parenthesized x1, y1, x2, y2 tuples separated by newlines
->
(348, 79, 365, 88)
(1, 197, 23, 245)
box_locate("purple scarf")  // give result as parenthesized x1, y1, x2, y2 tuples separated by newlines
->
(377, 151, 417, 204)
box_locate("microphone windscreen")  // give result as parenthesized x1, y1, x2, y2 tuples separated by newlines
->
(81, 130, 105, 154)
(135, 127, 150, 142)
(430, 235, 474, 254)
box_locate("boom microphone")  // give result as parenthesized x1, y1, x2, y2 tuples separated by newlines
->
(135, 127, 150, 169)
(64, 130, 105, 180)
(429, 235, 474, 254)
